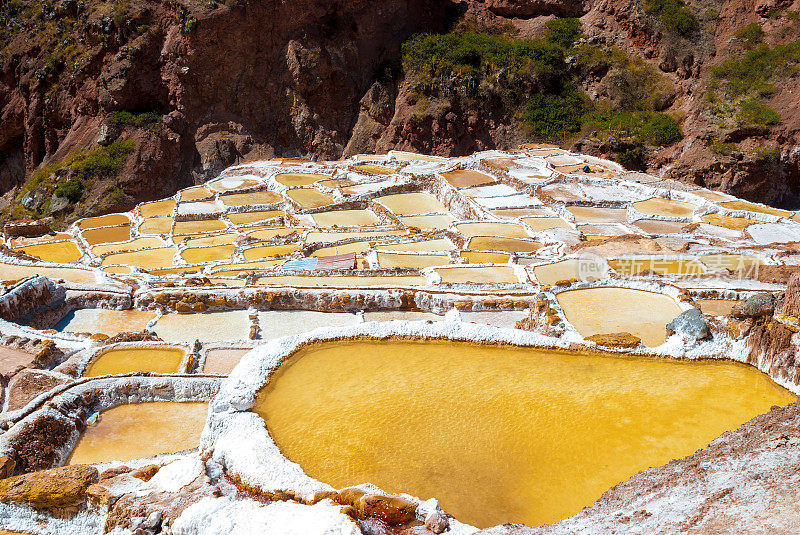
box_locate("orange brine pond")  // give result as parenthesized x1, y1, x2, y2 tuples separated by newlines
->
(84, 347, 186, 376)
(68, 402, 208, 465)
(254, 340, 795, 528)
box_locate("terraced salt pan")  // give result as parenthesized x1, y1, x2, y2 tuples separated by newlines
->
(139, 199, 175, 217)
(306, 229, 405, 243)
(556, 287, 684, 346)
(286, 189, 335, 209)
(177, 201, 224, 216)
(255, 275, 427, 287)
(153, 311, 251, 342)
(376, 192, 447, 215)
(700, 253, 762, 272)
(17, 241, 82, 263)
(632, 219, 688, 234)
(80, 225, 131, 245)
(181, 245, 236, 263)
(68, 402, 208, 464)
(255, 339, 793, 528)
(522, 217, 571, 232)
(351, 163, 396, 175)
(461, 251, 511, 263)
(179, 186, 212, 201)
(228, 211, 284, 226)
(456, 222, 529, 238)
(138, 217, 174, 235)
(361, 311, 443, 322)
(566, 206, 628, 223)
(475, 194, 541, 209)
(208, 175, 261, 191)
(248, 227, 306, 241)
(311, 210, 379, 227)
(100, 246, 177, 271)
(607, 258, 706, 277)
(720, 200, 792, 217)
(310, 242, 370, 257)
(696, 299, 740, 316)
(700, 213, 754, 230)
(183, 233, 239, 248)
(442, 169, 495, 188)
(203, 348, 253, 374)
(376, 238, 455, 252)
(468, 236, 542, 253)
(632, 198, 696, 218)
(747, 223, 800, 244)
(435, 265, 519, 284)
(77, 213, 130, 229)
(173, 220, 227, 235)
(376, 252, 451, 269)
(220, 190, 283, 206)
(0, 262, 97, 284)
(257, 311, 360, 340)
(211, 260, 283, 276)
(533, 258, 605, 285)
(84, 347, 186, 376)
(56, 309, 156, 337)
(399, 214, 455, 229)
(461, 184, 519, 198)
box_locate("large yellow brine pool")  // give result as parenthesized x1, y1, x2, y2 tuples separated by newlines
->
(254, 340, 795, 528)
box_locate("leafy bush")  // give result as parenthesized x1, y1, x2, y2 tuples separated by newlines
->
(53, 179, 83, 202)
(522, 84, 592, 139)
(544, 18, 583, 48)
(711, 41, 800, 96)
(645, 0, 698, 36)
(616, 147, 646, 169)
(735, 23, 765, 49)
(108, 110, 163, 130)
(67, 140, 134, 181)
(710, 142, 738, 156)
(736, 98, 781, 126)
(110, 186, 127, 200)
(402, 32, 562, 79)
(640, 113, 683, 145)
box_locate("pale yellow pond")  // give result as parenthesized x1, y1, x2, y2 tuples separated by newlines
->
(173, 219, 227, 235)
(441, 169, 495, 188)
(56, 309, 156, 337)
(77, 213, 130, 229)
(18, 241, 82, 263)
(521, 217, 571, 232)
(140, 199, 176, 217)
(400, 214, 456, 230)
(720, 200, 792, 217)
(243, 244, 301, 260)
(249, 227, 306, 241)
(203, 348, 252, 374)
(557, 287, 683, 346)
(287, 188, 335, 209)
(183, 233, 238, 248)
(0, 263, 96, 284)
(700, 213, 753, 231)
(312, 210, 380, 227)
(607, 259, 706, 277)
(460, 251, 511, 264)
(311, 242, 370, 257)
(220, 190, 283, 206)
(566, 206, 627, 223)
(632, 198, 696, 218)
(436, 266, 518, 284)
(138, 217, 174, 235)
(696, 299, 740, 316)
(81, 225, 131, 245)
(700, 254, 762, 272)
(376, 192, 447, 215)
(254, 340, 795, 528)
(68, 402, 208, 464)
(275, 173, 330, 186)
(179, 186, 212, 201)
(85, 347, 185, 376)
(632, 219, 688, 234)
(533, 259, 587, 285)
(456, 222, 529, 238)
(228, 211, 285, 225)
(376, 238, 455, 252)
(181, 244, 236, 263)
(256, 275, 427, 287)
(468, 236, 542, 253)
(92, 237, 167, 257)
(377, 252, 451, 269)
(352, 163, 396, 175)
(100, 247, 177, 271)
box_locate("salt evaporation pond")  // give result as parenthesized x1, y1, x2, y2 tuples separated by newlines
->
(153, 311, 251, 342)
(556, 287, 684, 346)
(255, 340, 795, 528)
(56, 309, 157, 337)
(84, 347, 185, 376)
(68, 402, 208, 464)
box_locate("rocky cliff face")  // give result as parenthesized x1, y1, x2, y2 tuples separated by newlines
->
(1, 0, 800, 222)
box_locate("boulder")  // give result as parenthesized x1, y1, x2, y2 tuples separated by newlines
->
(425, 507, 450, 533)
(731, 293, 776, 319)
(0, 455, 15, 479)
(666, 308, 710, 340)
(0, 464, 99, 513)
(586, 332, 641, 348)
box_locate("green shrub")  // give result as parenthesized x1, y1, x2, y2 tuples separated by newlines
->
(711, 41, 800, 96)
(736, 98, 781, 126)
(110, 186, 127, 200)
(522, 84, 592, 139)
(108, 110, 163, 130)
(710, 142, 738, 156)
(544, 18, 583, 48)
(53, 178, 83, 202)
(645, 0, 698, 36)
(616, 147, 646, 169)
(640, 113, 683, 145)
(735, 23, 765, 49)
(67, 140, 134, 181)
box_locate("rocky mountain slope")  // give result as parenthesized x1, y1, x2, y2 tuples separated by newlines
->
(1, 0, 800, 223)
